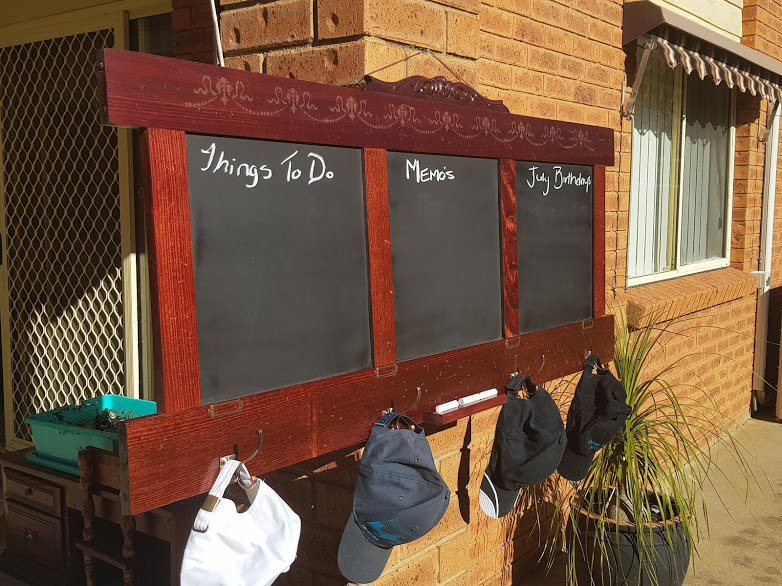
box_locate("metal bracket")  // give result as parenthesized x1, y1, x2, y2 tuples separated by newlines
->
(621, 39, 656, 119)
(759, 101, 780, 143)
(376, 363, 398, 378)
(208, 399, 243, 418)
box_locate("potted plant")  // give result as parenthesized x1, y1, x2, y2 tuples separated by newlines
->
(554, 311, 756, 586)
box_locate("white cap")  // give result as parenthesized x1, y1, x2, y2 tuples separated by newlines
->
(181, 460, 301, 586)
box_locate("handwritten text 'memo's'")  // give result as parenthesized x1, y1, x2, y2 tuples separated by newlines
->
(199, 143, 335, 187)
(526, 165, 591, 196)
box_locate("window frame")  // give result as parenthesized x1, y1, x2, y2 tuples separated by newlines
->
(627, 56, 736, 288)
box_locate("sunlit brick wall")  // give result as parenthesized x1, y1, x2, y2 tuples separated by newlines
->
(157, 0, 774, 583)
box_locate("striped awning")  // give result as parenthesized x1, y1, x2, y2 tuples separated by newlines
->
(652, 34, 782, 103)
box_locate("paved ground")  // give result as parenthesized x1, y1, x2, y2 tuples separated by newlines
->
(523, 417, 782, 586)
(1, 418, 779, 586)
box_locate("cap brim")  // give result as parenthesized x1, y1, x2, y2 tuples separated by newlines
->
(338, 513, 393, 584)
(557, 448, 593, 482)
(479, 472, 521, 519)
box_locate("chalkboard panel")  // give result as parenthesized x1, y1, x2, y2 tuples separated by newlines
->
(516, 161, 593, 333)
(186, 134, 372, 404)
(387, 152, 502, 361)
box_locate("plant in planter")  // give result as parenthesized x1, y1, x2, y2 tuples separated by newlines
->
(556, 311, 756, 586)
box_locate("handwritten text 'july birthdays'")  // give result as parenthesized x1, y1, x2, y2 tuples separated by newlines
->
(526, 165, 591, 196)
(199, 143, 335, 187)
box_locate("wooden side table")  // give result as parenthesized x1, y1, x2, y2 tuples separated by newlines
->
(0, 449, 200, 585)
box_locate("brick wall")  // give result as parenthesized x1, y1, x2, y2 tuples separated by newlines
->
(173, 0, 216, 63)
(162, 0, 772, 584)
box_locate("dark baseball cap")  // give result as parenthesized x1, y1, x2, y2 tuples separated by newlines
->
(479, 375, 566, 519)
(338, 412, 450, 584)
(558, 355, 632, 482)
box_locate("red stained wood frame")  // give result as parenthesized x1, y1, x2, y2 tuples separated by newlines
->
(499, 160, 519, 338)
(422, 393, 507, 426)
(593, 166, 606, 318)
(140, 129, 201, 413)
(120, 314, 614, 515)
(97, 50, 614, 167)
(364, 149, 396, 367)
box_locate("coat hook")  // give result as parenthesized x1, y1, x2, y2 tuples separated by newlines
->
(244, 429, 264, 464)
(535, 354, 546, 374)
(382, 400, 396, 416)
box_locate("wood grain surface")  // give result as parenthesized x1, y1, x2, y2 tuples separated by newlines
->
(98, 49, 614, 166)
(140, 129, 201, 413)
(364, 148, 396, 366)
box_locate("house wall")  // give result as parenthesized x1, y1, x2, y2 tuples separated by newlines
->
(632, 0, 744, 40)
(167, 0, 771, 585)
(745, 0, 782, 393)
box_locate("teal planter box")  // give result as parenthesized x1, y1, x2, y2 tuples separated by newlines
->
(25, 395, 157, 476)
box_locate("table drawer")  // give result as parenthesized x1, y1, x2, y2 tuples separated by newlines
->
(5, 469, 62, 516)
(6, 501, 64, 569)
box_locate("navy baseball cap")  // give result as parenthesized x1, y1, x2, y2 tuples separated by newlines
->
(479, 375, 566, 518)
(558, 356, 632, 482)
(338, 412, 450, 584)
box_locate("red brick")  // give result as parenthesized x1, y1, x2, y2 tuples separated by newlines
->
(479, 5, 516, 38)
(513, 16, 546, 45)
(175, 28, 207, 53)
(220, 0, 313, 52)
(191, 3, 214, 28)
(430, 0, 481, 12)
(529, 0, 563, 26)
(224, 53, 264, 72)
(373, 549, 439, 585)
(447, 11, 479, 59)
(496, 0, 531, 15)
(406, 52, 478, 86)
(317, 0, 367, 40)
(493, 35, 527, 65)
(367, 0, 447, 51)
(172, 7, 191, 32)
(266, 41, 363, 84)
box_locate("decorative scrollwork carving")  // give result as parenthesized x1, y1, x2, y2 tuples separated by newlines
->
(362, 75, 510, 112)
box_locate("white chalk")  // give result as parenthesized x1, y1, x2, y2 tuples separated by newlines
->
(477, 388, 498, 401)
(458, 392, 483, 407)
(435, 400, 460, 414)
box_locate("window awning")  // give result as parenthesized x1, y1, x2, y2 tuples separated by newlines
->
(623, 1, 782, 105)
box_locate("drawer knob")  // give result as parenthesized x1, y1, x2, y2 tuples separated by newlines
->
(23, 528, 38, 544)
(23, 488, 33, 497)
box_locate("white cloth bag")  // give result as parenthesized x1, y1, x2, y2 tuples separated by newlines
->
(181, 459, 301, 586)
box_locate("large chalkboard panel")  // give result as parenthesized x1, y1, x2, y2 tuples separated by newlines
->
(388, 152, 502, 361)
(186, 134, 372, 404)
(516, 161, 593, 333)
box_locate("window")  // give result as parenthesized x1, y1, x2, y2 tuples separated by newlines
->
(627, 46, 734, 285)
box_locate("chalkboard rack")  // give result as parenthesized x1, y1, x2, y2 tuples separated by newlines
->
(97, 49, 614, 516)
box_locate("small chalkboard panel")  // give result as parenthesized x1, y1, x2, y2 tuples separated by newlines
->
(387, 152, 502, 361)
(516, 161, 593, 333)
(186, 134, 372, 404)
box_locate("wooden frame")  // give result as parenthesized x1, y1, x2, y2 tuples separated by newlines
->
(97, 49, 615, 515)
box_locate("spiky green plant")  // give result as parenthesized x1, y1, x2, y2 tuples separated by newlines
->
(560, 310, 757, 586)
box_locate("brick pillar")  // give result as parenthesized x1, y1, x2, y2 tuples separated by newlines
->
(173, 0, 216, 64)
(218, 0, 478, 85)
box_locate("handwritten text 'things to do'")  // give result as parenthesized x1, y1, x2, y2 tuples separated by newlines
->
(199, 143, 336, 188)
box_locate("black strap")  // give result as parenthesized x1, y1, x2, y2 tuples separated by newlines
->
(505, 374, 537, 399)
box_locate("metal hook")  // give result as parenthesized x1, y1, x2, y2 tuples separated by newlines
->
(535, 354, 546, 374)
(234, 429, 264, 465)
(382, 400, 396, 416)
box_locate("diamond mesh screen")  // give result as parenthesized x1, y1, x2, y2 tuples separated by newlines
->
(0, 30, 126, 443)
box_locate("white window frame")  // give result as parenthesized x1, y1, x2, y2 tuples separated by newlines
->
(627, 69, 736, 288)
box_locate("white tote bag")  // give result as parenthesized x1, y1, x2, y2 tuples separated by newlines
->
(181, 459, 301, 586)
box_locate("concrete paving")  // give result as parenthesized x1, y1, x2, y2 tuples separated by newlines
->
(522, 417, 782, 586)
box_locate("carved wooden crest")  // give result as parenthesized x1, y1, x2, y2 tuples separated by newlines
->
(363, 75, 509, 112)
